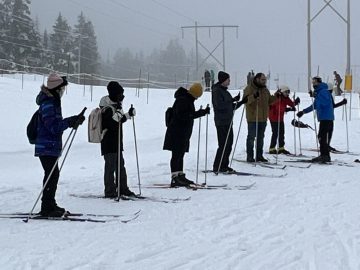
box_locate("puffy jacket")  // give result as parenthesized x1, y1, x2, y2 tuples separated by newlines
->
(99, 96, 127, 155)
(163, 87, 204, 153)
(303, 82, 334, 121)
(268, 96, 295, 122)
(212, 82, 236, 126)
(244, 81, 277, 122)
(35, 86, 72, 157)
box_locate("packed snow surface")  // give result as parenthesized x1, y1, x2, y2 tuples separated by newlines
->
(1, 74, 360, 270)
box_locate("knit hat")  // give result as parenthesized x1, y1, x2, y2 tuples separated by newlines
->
(188, 83, 203, 98)
(107, 81, 124, 102)
(279, 85, 290, 94)
(218, 71, 230, 84)
(47, 73, 68, 90)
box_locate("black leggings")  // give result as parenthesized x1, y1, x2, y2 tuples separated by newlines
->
(39, 156, 59, 210)
(170, 151, 185, 173)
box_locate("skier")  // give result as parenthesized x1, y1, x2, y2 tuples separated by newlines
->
(204, 70, 211, 91)
(333, 71, 343, 96)
(212, 71, 248, 172)
(99, 81, 136, 198)
(244, 73, 277, 162)
(297, 76, 334, 163)
(35, 73, 85, 217)
(163, 83, 210, 187)
(210, 69, 215, 88)
(268, 85, 300, 154)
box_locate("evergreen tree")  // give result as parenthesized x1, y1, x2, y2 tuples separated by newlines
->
(73, 12, 99, 76)
(1, 0, 42, 69)
(49, 13, 74, 73)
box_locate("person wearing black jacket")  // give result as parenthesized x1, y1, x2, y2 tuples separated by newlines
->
(212, 71, 248, 173)
(99, 81, 136, 198)
(163, 83, 210, 187)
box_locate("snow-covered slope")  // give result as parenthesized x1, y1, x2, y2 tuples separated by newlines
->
(1, 74, 360, 270)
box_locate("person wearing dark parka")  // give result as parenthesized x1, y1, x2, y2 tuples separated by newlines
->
(163, 83, 210, 187)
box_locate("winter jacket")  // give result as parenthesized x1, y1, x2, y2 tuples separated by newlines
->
(303, 82, 334, 121)
(35, 86, 72, 157)
(163, 87, 204, 153)
(99, 96, 127, 155)
(268, 96, 295, 122)
(243, 81, 277, 122)
(212, 82, 238, 126)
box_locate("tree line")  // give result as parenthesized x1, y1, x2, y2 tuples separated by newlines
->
(0, 0, 216, 84)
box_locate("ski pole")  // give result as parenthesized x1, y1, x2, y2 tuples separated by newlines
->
(297, 102, 303, 156)
(275, 95, 281, 164)
(24, 107, 86, 223)
(116, 105, 122, 202)
(309, 92, 319, 155)
(254, 98, 259, 167)
(344, 96, 349, 152)
(203, 104, 209, 186)
(195, 106, 203, 185)
(131, 104, 141, 195)
(293, 90, 297, 156)
(230, 105, 245, 167)
(216, 103, 236, 174)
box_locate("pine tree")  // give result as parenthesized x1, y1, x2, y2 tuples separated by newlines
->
(73, 12, 100, 77)
(49, 13, 74, 74)
(1, 0, 42, 70)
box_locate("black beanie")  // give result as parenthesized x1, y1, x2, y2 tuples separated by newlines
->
(107, 81, 124, 101)
(218, 71, 230, 83)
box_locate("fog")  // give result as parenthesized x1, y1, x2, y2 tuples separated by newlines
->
(30, 0, 360, 89)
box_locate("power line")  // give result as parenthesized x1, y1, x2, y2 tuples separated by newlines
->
(150, 0, 196, 23)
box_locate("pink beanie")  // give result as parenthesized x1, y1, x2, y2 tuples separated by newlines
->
(47, 73, 67, 90)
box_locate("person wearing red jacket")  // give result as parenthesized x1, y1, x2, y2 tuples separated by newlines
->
(268, 85, 300, 154)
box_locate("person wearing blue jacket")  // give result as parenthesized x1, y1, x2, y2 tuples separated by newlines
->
(35, 73, 85, 217)
(297, 76, 334, 163)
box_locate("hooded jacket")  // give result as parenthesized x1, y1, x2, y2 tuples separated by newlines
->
(35, 85, 72, 157)
(99, 96, 127, 155)
(303, 82, 334, 121)
(163, 87, 204, 153)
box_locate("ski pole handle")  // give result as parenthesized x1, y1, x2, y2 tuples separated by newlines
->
(79, 107, 87, 116)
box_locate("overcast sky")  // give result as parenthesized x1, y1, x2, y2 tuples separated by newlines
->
(30, 0, 359, 89)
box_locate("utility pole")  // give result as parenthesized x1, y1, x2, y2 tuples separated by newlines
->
(307, 0, 351, 90)
(181, 23, 238, 78)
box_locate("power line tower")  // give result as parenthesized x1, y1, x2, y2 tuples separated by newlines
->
(307, 0, 351, 91)
(181, 22, 238, 77)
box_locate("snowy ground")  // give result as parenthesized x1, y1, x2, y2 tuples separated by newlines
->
(1, 74, 360, 270)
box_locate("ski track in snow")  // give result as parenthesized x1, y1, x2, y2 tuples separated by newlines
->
(1, 75, 360, 269)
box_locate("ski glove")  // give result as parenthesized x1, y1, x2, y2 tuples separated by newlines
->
(275, 90, 282, 98)
(285, 107, 296, 112)
(68, 115, 85, 129)
(334, 98, 347, 108)
(296, 111, 304, 118)
(128, 107, 136, 117)
(232, 92, 241, 102)
(294, 97, 300, 105)
(204, 106, 210, 115)
(253, 91, 260, 99)
(240, 95, 248, 104)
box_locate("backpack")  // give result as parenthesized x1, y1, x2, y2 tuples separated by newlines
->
(88, 108, 105, 143)
(26, 110, 40, 144)
(165, 107, 174, 127)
